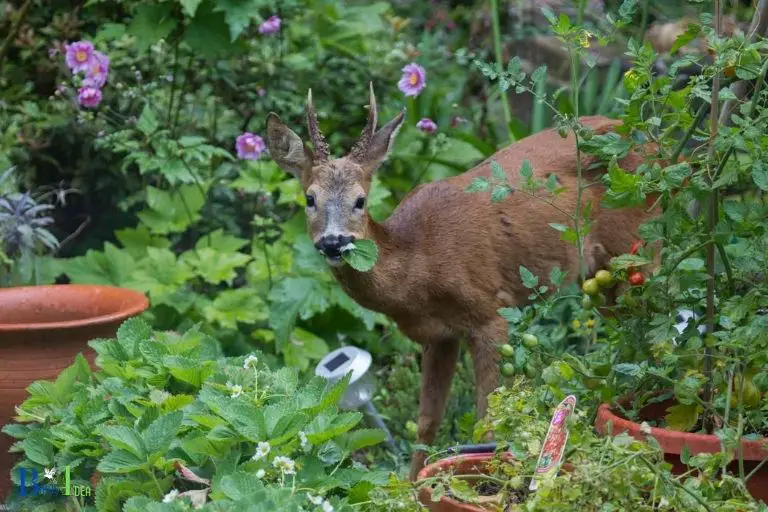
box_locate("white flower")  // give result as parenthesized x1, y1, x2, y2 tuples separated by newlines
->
(273, 455, 296, 475)
(308, 494, 324, 505)
(322, 500, 334, 512)
(227, 382, 243, 398)
(256, 469, 266, 479)
(43, 467, 56, 480)
(149, 388, 171, 404)
(243, 354, 259, 369)
(252, 441, 271, 460)
(163, 489, 180, 503)
(299, 431, 311, 451)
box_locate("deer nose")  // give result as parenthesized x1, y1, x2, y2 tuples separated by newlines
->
(316, 234, 355, 258)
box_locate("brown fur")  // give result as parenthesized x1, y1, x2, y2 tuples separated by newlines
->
(266, 87, 660, 480)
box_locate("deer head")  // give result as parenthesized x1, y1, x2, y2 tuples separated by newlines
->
(265, 83, 405, 266)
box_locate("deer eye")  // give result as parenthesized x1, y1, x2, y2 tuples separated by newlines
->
(305, 194, 316, 208)
(354, 196, 366, 209)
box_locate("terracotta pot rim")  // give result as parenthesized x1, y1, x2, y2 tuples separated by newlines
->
(0, 284, 149, 332)
(595, 394, 768, 457)
(417, 452, 514, 512)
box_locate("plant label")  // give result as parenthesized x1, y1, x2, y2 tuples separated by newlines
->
(529, 394, 577, 491)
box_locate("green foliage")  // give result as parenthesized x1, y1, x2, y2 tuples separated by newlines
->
(402, 381, 759, 510)
(2, 318, 411, 511)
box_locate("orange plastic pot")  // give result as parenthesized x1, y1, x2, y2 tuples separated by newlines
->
(595, 394, 768, 502)
(416, 453, 514, 512)
(0, 284, 149, 500)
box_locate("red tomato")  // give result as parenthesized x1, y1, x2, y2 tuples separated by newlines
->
(629, 272, 645, 286)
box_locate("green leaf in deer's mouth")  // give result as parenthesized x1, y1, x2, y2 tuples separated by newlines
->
(341, 239, 379, 272)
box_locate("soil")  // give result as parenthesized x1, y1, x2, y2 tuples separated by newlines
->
(475, 481, 501, 496)
(445, 479, 531, 510)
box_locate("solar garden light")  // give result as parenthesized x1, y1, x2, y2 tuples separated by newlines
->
(315, 346, 398, 453)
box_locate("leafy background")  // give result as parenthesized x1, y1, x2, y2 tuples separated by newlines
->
(2, 0, 765, 501)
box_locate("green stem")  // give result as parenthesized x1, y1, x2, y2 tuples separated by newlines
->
(569, 46, 585, 281)
(702, 0, 723, 432)
(715, 242, 735, 295)
(671, 102, 709, 163)
(452, 474, 508, 487)
(146, 469, 164, 497)
(490, 0, 515, 143)
(638, 455, 714, 512)
(737, 392, 745, 482)
(637, 0, 650, 43)
(166, 38, 181, 129)
(746, 454, 768, 482)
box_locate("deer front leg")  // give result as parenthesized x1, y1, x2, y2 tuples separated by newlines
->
(408, 338, 460, 481)
(469, 319, 506, 425)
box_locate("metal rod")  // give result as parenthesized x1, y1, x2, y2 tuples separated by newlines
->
(363, 401, 399, 454)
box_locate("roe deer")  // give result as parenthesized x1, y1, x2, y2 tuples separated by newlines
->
(265, 84, 660, 480)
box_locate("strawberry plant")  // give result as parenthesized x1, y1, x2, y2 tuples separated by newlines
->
(1, 317, 421, 511)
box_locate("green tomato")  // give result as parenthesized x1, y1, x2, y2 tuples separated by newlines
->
(501, 363, 516, 377)
(499, 344, 515, 358)
(524, 363, 537, 379)
(582, 278, 599, 296)
(595, 269, 613, 288)
(522, 334, 539, 348)
(733, 376, 762, 410)
(582, 294, 595, 309)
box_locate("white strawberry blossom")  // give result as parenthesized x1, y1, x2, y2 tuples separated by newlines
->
(44, 467, 56, 480)
(299, 430, 311, 451)
(252, 441, 271, 460)
(243, 354, 259, 369)
(163, 489, 180, 503)
(255, 469, 266, 479)
(322, 501, 334, 512)
(149, 388, 171, 404)
(227, 381, 243, 398)
(272, 455, 296, 475)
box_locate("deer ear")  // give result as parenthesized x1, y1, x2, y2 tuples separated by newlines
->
(353, 109, 405, 173)
(265, 113, 312, 178)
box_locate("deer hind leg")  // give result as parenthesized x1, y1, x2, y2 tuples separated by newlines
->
(408, 338, 461, 481)
(468, 318, 507, 426)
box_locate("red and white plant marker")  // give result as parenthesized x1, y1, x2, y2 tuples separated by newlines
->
(529, 395, 577, 491)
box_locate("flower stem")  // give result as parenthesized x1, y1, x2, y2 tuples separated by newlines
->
(489, 0, 515, 143)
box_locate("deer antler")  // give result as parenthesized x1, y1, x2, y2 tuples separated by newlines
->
(349, 82, 378, 161)
(306, 89, 330, 162)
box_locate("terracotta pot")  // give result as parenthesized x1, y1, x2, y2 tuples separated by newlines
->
(417, 453, 513, 512)
(0, 284, 149, 501)
(595, 394, 768, 502)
